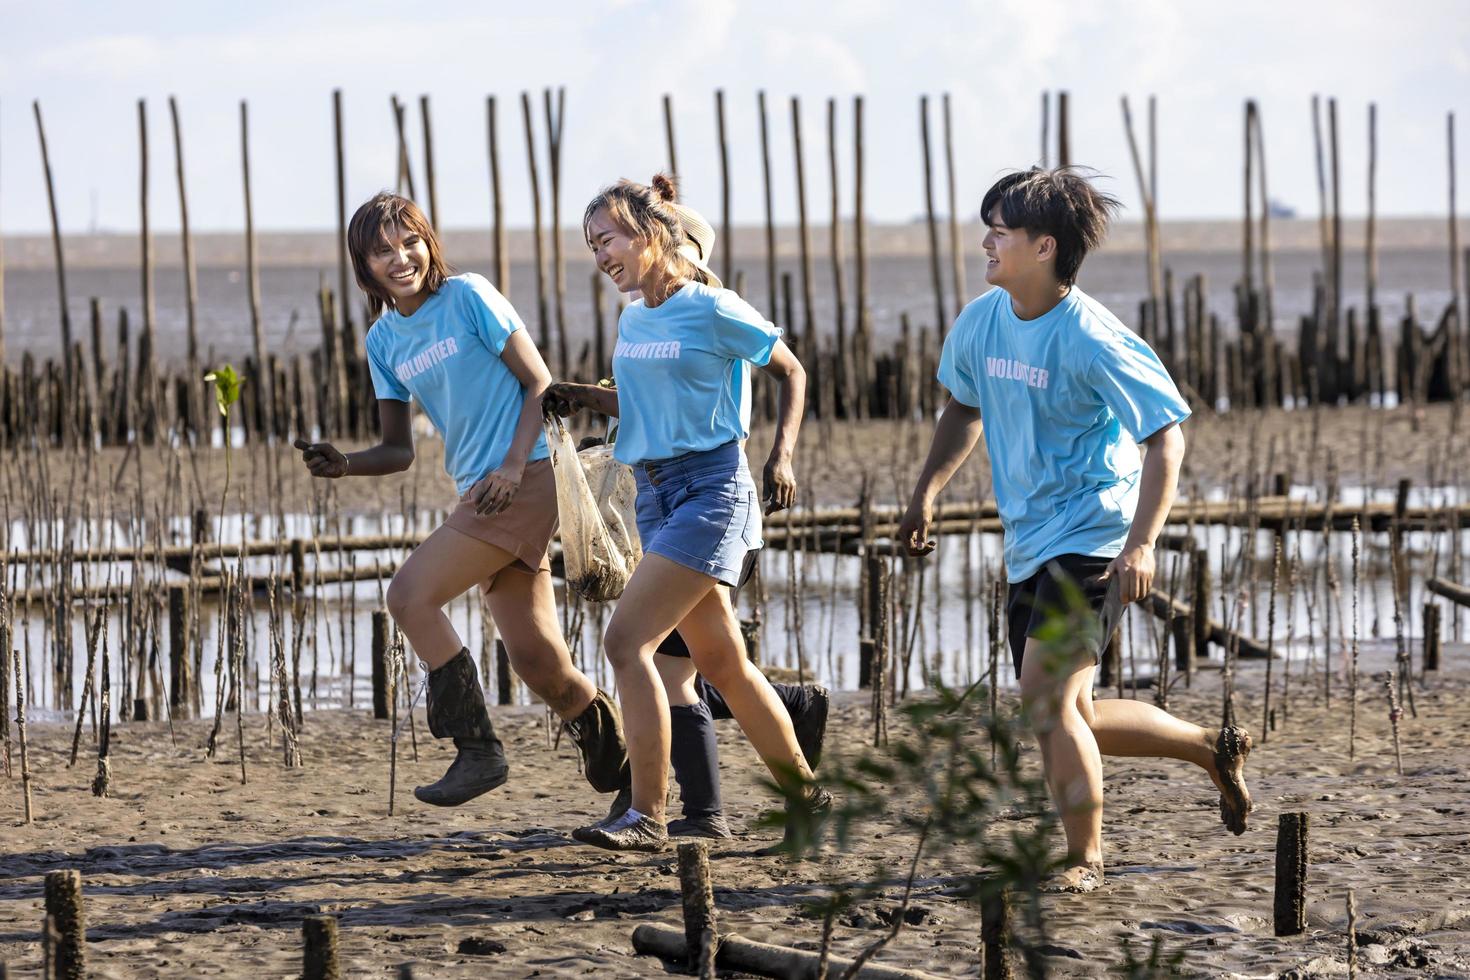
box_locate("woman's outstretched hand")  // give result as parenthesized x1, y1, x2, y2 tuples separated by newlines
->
(293, 438, 349, 478)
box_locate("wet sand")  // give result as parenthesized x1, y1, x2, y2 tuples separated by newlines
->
(3, 660, 1468, 977)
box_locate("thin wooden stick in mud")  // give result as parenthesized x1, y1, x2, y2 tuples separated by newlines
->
(544, 87, 569, 378)
(1056, 90, 1070, 167)
(12, 647, 32, 822)
(1350, 517, 1361, 759)
(487, 96, 508, 293)
(919, 95, 946, 343)
(1384, 670, 1404, 775)
(1366, 101, 1379, 324)
(853, 94, 872, 417)
(419, 94, 439, 233)
(32, 100, 73, 390)
(168, 96, 201, 386)
(757, 91, 777, 322)
(1448, 111, 1463, 388)
(240, 101, 273, 438)
(790, 97, 815, 348)
(391, 94, 417, 201)
(715, 89, 733, 288)
(332, 89, 352, 355)
(1040, 90, 1050, 168)
(521, 92, 550, 353)
(137, 98, 158, 438)
(942, 93, 966, 324)
(826, 97, 849, 414)
(68, 605, 104, 766)
(92, 616, 112, 798)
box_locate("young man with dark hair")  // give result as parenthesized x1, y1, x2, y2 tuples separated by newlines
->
(898, 167, 1253, 893)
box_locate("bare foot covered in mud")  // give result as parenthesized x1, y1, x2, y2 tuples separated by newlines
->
(1209, 726, 1254, 835)
(1043, 862, 1105, 894)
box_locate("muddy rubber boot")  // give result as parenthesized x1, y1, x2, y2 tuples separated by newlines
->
(563, 690, 631, 794)
(414, 648, 509, 807)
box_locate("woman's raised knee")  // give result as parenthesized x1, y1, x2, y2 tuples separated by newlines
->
(602, 621, 652, 672)
(385, 575, 429, 624)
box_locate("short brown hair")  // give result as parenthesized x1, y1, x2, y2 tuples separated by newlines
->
(980, 167, 1120, 287)
(582, 173, 711, 292)
(347, 192, 454, 320)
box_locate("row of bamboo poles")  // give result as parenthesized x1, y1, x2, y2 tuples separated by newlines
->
(0, 91, 1465, 451)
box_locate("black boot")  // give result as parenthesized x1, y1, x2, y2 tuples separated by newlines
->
(563, 690, 632, 794)
(667, 702, 732, 839)
(414, 648, 509, 807)
(698, 677, 830, 770)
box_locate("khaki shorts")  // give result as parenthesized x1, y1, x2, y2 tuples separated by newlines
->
(442, 457, 557, 591)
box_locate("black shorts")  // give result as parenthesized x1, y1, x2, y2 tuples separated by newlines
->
(654, 548, 760, 659)
(1005, 554, 1123, 677)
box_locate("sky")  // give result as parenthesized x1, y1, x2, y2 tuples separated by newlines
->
(0, 0, 1465, 236)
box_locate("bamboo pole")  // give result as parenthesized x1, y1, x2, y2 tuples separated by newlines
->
(32, 101, 73, 388)
(854, 95, 870, 417)
(240, 101, 273, 438)
(332, 89, 352, 358)
(1056, 90, 1070, 167)
(545, 88, 568, 379)
(1122, 95, 1162, 346)
(521, 92, 550, 353)
(1330, 97, 1343, 390)
(790, 97, 815, 349)
(419, 95, 438, 233)
(137, 99, 158, 440)
(167, 96, 201, 381)
(390, 95, 417, 201)
(757, 92, 777, 321)
(1254, 101, 1275, 338)
(1367, 103, 1378, 314)
(487, 96, 509, 293)
(826, 98, 849, 414)
(942, 93, 966, 325)
(919, 95, 946, 342)
(715, 89, 733, 288)
(1040, 91, 1050, 168)
(1449, 111, 1463, 389)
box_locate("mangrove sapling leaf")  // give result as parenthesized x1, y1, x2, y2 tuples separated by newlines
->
(203, 365, 245, 557)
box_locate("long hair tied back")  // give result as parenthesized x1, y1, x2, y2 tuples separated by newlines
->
(583, 173, 715, 291)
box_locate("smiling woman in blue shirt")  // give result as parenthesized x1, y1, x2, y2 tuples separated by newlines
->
(292, 192, 631, 826)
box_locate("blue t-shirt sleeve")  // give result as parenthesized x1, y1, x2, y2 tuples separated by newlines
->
(1085, 333, 1191, 441)
(709, 290, 782, 366)
(366, 326, 411, 402)
(936, 326, 982, 409)
(460, 274, 525, 355)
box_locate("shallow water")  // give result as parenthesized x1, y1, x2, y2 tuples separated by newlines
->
(6, 483, 1465, 721)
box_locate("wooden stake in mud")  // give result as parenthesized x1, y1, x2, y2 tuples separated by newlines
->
(853, 94, 872, 417)
(168, 96, 202, 386)
(1423, 602, 1441, 672)
(981, 885, 1014, 980)
(1056, 90, 1070, 168)
(13, 648, 32, 823)
(44, 869, 85, 980)
(757, 91, 777, 322)
(240, 101, 274, 438)
(826, 97, 849, 414)
(919, 96, 946, 343)
(521, 92, 550, 353)
(371, 609, 390, 720)
(1273, 812, 1309, 937)
(790, 97, 815, 348)
(715, 89, 733, 288)
(545, 87, 569, 379)
(137, 99, 159, 439)
(419, 95, 439, 233)
(942, 93, 966, 323)
(333, 89, 353, 354)
(676, 841, 718, 976)
(33, 101, 74, 390)
(390, 95, 417, 200)
(303, 914, 342, 980)
(487, 96, 509, 293)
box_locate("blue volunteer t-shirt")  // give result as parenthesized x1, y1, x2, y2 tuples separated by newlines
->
(366, 273, 550, 495)
(937, 286, 1190, 583)
(611, 281, 782, 465)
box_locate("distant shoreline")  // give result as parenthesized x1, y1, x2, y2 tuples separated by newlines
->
(3, 216, 1465, 271)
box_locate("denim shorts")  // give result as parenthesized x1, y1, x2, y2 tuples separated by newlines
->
(633, 441, 762, 587)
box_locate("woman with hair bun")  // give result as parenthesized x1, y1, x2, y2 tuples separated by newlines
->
(548, 174, 829, 852)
